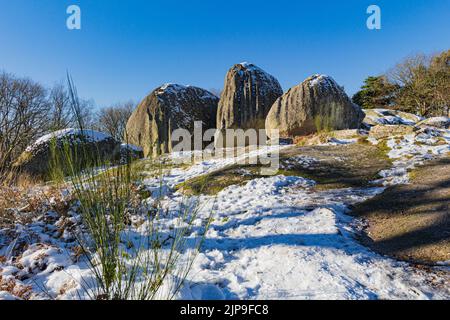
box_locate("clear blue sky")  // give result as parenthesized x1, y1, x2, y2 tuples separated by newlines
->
(0, 0, 448, 108)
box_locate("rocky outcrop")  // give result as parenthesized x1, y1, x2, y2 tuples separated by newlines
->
(14, 129, 122, 179)
(368, 125, 415, 140)
(118, 143, 144, 163)
(293, 129, 366, 146)
(363, 109, 423, 126)
(217, 62, 283, 131)
(266, 75, 364, 139)
(126, 84, 219, 157)
(417, 117, 450, 129)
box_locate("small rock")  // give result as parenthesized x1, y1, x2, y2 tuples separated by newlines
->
(417, 117, 450, 129)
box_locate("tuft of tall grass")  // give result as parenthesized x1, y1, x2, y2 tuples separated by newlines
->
(48, 74, 212, 300)
(314, 114, 333, 133)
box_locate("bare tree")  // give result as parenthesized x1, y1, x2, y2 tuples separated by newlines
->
(386, 54, 430, 115)
(76, 98, 96, 130)
(47, 83, 72, 131)
(387, 54, 429, 87)
(0, 72, 49, 180)
(47, 81, 97, 131)
(386, 52, 450, 117)
(95, 101, 135, 141)
(429, 50, 450, 116)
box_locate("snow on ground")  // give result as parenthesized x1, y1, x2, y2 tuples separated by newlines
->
(169, 176, 446, 300)
(144, 144, 289, 189)
(120, 143, 143, 153)
(418, 117, 450, 129)
(0, 291, 18, 300)
(280, 155, 320, 170)
(143, 132, 450, 300)
(325, 137, 360, 146)
(371, 126, 450, 186)
(363, 109, 424, 126)
(1, 121, 450, 300)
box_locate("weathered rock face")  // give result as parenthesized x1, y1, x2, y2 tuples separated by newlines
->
(266, 75, 364, 139)
(14, 129, 122, 179)
(126, 84, 219, 157)
(217, 63, 283, 131)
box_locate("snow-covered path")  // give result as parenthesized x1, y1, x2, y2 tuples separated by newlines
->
(165, 176, 446, 300)
(138, 139, 450, 300)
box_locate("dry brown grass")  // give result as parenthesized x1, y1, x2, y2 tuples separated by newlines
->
(294, 134, 326, 146)
(0, 182, 75, 264)
(0, 183, 73, 229)
(0, 274, 33, 300)
(0, 167, 42, 188)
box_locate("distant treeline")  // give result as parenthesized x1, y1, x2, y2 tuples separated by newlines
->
(352, 49, 450, 117)
(0, 72, 134, 181)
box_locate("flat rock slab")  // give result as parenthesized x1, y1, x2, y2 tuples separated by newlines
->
(369, 125, 415, 140)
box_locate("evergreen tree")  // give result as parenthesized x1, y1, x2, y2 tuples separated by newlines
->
(352, 76, 398, 109)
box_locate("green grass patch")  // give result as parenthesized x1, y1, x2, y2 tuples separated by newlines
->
(176, 165, 264, 196)
(373, 139, 392, 162)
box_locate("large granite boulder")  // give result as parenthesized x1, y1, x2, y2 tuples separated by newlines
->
(266, 75, 364, 139)
(14, 129, 122, 179)
(126, 84, 219, 157)
(217, 62, 283, 131)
